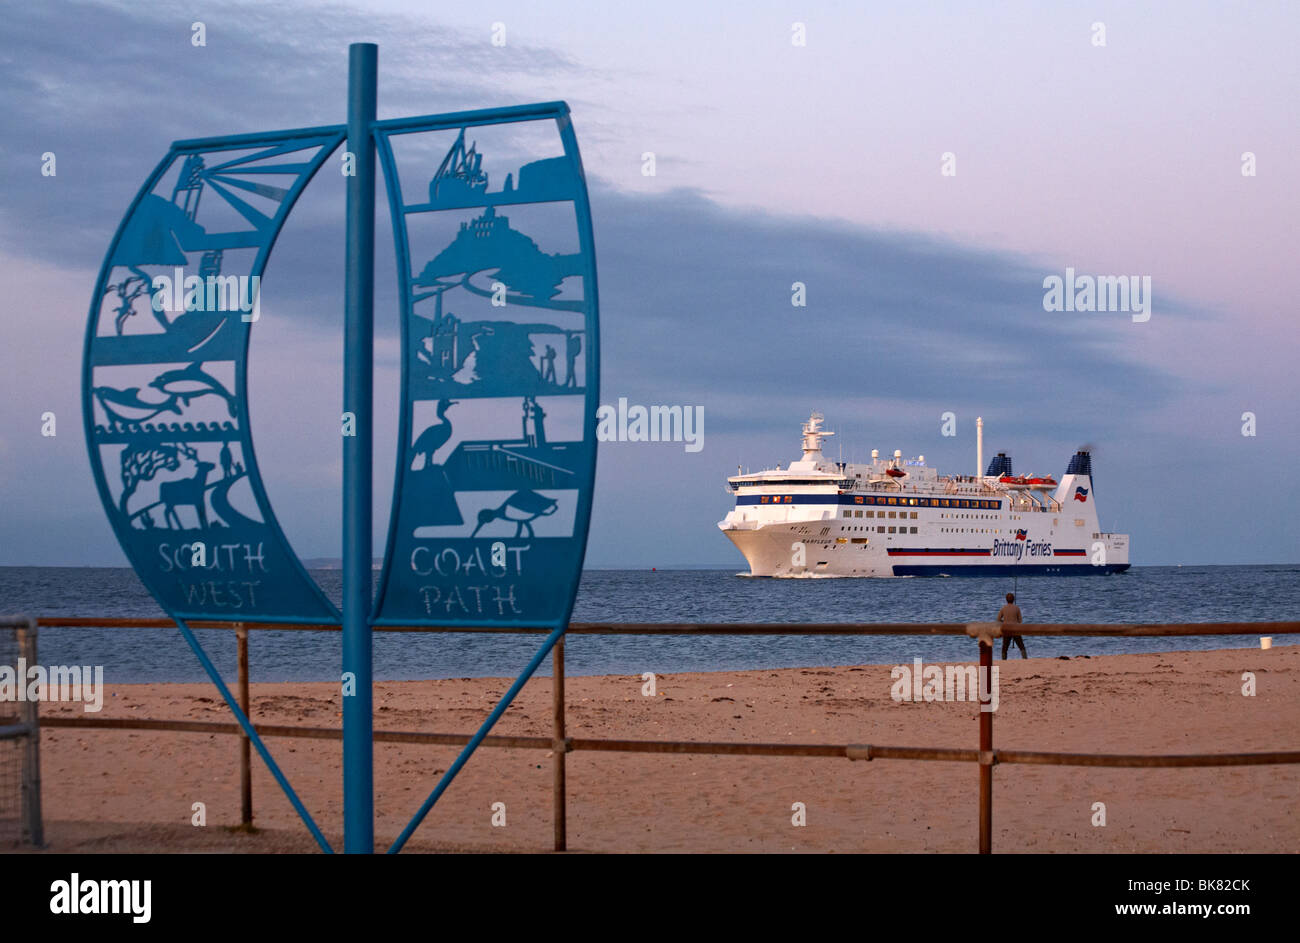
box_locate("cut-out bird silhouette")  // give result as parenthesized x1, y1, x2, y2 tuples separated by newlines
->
(411, 398, 457, 469)
(470, 490, 558, 538)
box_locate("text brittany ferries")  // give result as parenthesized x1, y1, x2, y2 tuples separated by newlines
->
(718, 414, 1130, 577)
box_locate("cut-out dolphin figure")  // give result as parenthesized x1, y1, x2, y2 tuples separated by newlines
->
(92, 385, 185, 423)
(148, 362, 237, 417)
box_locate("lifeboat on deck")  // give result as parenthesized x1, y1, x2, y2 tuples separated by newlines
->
(885, 468, 906, 478)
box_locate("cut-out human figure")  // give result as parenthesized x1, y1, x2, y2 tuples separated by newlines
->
(523, 397, 547, 449)
(541, 344, 557, 384)
(219, 441, 234, 480)
(564, 333, 581, 388)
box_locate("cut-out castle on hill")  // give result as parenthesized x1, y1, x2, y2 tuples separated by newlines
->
(405, 129, 588, 399)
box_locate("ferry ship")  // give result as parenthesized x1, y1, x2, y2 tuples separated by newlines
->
(718, 414, 1130, 577)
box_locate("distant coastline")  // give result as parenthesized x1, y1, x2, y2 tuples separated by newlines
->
(2, 562, 1300, 570)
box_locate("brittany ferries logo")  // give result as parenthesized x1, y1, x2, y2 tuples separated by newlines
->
(992, 536, 1052, 560)
(1074, 486, 1089, 503)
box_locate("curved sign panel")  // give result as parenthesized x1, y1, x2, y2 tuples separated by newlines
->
(83, 130, 344, 622)
(372, 105, 599, 628)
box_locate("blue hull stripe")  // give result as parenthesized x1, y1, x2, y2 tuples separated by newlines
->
(891, 563, 1130, 577)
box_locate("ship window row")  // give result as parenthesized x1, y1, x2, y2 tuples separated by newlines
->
(843, 510, 919, 519)
(747, 479, 834, 487)
(849, 496, 1000, 509)
(875, 526, 919, 534)
(756, 496, 1001, 508)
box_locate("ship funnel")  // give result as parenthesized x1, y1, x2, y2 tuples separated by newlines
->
(986, 452, 1013, 477)
(1066, 449, 1093, 479)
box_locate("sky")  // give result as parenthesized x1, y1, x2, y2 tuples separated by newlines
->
(0, 0, 1297, 568)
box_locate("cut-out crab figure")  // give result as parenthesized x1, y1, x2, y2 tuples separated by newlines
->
(470, 489, 558, 538)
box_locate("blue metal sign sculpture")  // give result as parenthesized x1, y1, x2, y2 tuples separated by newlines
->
(372, 107, 598, 629)
(84, 129, 344, 622)
(81, 46, 598, 853)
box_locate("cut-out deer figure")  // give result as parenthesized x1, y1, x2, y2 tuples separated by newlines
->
(161, 460, 216, 530)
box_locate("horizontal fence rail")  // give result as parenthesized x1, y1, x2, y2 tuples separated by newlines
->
(39, 717, 1300, 768)
(13, 617, 1299, 853)
(33, 617, 1300, 636)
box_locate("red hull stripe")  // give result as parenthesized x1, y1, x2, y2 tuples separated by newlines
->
(886, 549, 991, 556)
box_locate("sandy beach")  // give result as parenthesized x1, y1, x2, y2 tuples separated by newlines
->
(17, 645, 1299, 853)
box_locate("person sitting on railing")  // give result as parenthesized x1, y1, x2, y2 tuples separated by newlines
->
(999, 592, 1027, 660)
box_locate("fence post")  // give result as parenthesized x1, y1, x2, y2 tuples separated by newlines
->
(978, 639, 993, 854)
(17, 618, 43, 847)
(236, 623, 252, 828)
(553, 635, 567, 852)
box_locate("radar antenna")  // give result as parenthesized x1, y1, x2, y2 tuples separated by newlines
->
(801, 412, 834, 460)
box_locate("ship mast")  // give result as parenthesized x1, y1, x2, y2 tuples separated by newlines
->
(801, 412, 834, 462)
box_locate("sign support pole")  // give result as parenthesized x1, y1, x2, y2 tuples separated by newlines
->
(343, 41, 377, 854)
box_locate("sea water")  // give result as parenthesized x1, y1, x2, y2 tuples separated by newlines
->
(0, 565, 1295, 684)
